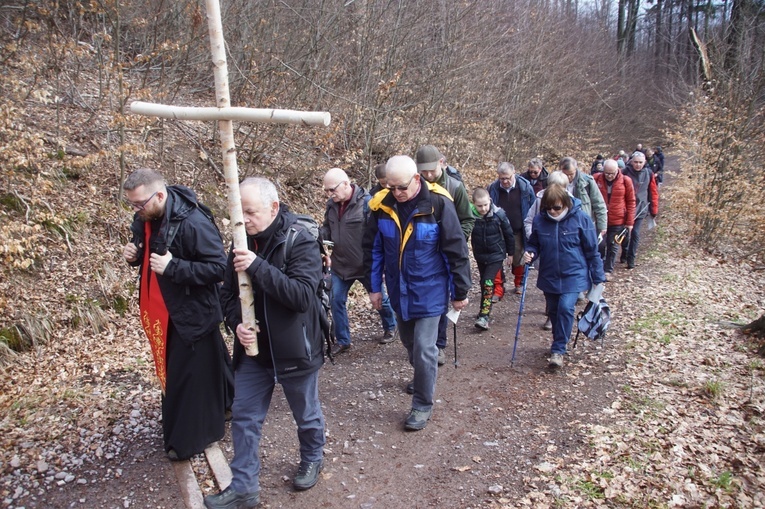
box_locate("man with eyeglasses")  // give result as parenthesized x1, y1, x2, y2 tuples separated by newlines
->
(488, 162, 536, 298)
(593, 159, 636, 279)
(122, 168, 233, 461)
(415, 145, 474, 366)
(621, 151, 659, 269)
(320, 168, 397, 356)
(364, 156, 471, 431)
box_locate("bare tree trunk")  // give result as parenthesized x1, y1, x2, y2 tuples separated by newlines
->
(617, 0, 627, 58)
(204, 0, 258, 356)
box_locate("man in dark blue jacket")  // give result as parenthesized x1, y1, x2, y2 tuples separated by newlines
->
(488, 163, 536, 298)
(206, 178, 326, 508)
(123, 169, 233, 461)
(365, 156, 471, 431)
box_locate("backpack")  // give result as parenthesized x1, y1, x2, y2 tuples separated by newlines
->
(445, 164, 463, 182)
(161, 201, 222, 255)
(572, 297, 611, 348)
(281, 214, 336, 361)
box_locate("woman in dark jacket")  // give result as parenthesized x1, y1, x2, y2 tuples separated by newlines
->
(523, 186, 605, 367)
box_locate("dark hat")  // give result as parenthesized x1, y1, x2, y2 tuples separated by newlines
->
(415, 145, 442, 172)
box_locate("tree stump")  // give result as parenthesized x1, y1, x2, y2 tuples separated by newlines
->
(742, 313, 765, 356)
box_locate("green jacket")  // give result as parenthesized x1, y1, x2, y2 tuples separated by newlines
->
(434, 171, 475, 239)
(573, 171, 608, 232)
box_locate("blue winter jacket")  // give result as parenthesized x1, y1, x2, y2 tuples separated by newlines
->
(364, 182, 471, 321)
(526, 198, 605, 294)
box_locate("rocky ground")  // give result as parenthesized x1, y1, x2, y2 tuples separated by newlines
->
(1, 159, 763, 508)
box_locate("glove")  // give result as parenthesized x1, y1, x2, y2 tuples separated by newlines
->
(587, 283, 605, 304)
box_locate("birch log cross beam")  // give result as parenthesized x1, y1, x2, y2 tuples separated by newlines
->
(128, 0, 331, 357)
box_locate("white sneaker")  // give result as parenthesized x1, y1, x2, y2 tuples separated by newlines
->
(549, 353, 564, 367)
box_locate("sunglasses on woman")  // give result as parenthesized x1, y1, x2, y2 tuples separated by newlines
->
(545, 205, 563, 212)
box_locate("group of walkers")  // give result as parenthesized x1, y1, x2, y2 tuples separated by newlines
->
(120, 142, 662, 508)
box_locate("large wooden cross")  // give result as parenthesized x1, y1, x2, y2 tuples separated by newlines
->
(129, 0, 331, 357)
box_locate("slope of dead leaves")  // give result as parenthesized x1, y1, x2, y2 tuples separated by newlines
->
(508, 170, 765, 508)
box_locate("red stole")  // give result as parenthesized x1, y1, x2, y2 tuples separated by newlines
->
(139, 223, 170, 393)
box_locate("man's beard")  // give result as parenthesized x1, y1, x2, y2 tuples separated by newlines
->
(138, 209, 163, 222)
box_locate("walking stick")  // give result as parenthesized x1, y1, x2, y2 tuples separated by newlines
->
(453, 321, 459, 367)
(511, 264, 530, 366)
(446, 309, 460, 367)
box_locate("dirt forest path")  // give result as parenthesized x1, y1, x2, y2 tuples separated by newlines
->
(6, 155, 763, 509)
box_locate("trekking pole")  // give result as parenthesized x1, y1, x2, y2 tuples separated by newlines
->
(510, 264, 531, 366)
(446, 308, 460, 367)
(453, 321, 458, 367)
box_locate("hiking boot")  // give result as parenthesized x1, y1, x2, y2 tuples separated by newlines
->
(474, 316, 489, 330)
(330, 343, 350, 356)
(437, 348, 446, 366)
(293, 459, 323, 491)
(405, 380, 414, 394)
(204, 486, 260, 509)
(604, 272, 612, 282)
(404, 408, 432, 431)
(379, 328, 398, 344)
(491, 295, 501, 304)
(627, 260, 635, 269)
(549, 353, 564, 367)
(542, 317, 552, 330)
(514, 286, 522, 295)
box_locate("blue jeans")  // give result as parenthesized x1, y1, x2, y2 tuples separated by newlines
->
(229, 357, 325, 494)
(331, 273, 396, 346)
(544, 292, 579, 355)
(398, 315, 440, 412)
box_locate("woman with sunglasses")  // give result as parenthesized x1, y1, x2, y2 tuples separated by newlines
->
(522, 185, 605, 368)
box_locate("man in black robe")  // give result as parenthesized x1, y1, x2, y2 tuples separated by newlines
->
(122, 168, 233, 460)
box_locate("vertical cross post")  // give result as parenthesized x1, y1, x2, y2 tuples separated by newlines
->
(130, 0, 331, 356)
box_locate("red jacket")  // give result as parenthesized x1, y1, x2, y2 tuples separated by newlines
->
(593, 172, 636, 227)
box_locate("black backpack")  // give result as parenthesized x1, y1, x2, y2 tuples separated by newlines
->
(281, 214, 336, 361)
(160, 201, 222, 255)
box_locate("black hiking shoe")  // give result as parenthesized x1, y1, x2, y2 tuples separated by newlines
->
(204, 486, 260, 509)
(293, 460, 323, 491)
(379, 328, 398, 344)
(404, 408, 432, 431)
(330, 343, 350, 356)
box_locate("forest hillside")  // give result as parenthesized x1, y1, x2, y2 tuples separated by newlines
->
(0, 1, 764, 507)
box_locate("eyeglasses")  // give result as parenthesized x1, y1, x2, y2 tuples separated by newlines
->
(604, 172, 618, 177)
(125, 191, 158, 210)
(545, 205, 564, 212)
(387, 175, 415, 192)
(498, 177, 514, 182)
(324, 181, 346, 195)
